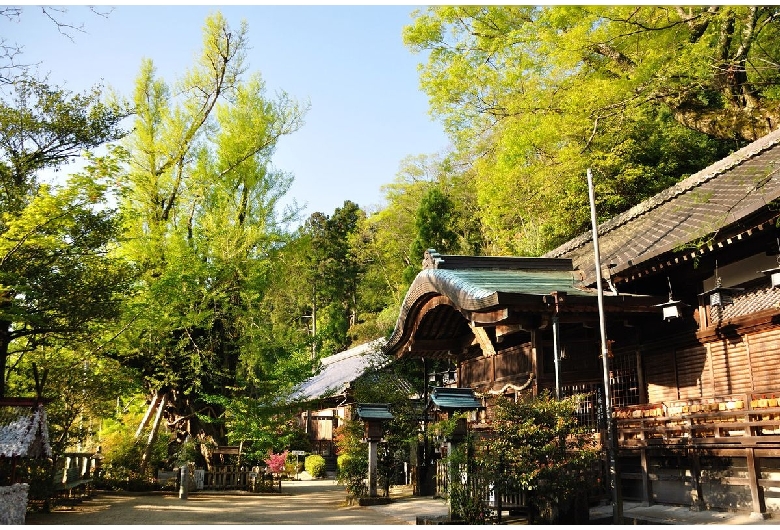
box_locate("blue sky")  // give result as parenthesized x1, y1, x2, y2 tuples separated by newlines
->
(5, 4, 450, 219)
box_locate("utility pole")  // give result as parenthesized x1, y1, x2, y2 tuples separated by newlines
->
(587, 168, 622, 523)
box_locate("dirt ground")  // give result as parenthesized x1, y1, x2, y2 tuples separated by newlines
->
(24, 479, 451, 526)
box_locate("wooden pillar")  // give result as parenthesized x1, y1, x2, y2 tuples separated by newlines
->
(746, 448, 767, 518)
(640, 448, 652, 507)
(635, 349, 647, 404)
(689, 452, 705, 511)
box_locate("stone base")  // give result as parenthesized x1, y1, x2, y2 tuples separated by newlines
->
(415, 515, 454, 525)
(357, 497, 392, 506)
(0, 483, 29, 525)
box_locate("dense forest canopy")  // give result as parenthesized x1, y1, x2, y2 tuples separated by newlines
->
(2, 5, 779, 471)
(403, 5, 779, 254)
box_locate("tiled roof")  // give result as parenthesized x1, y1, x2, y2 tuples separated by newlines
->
(411, 267, 584, 311)
(545, 128, 780, 284)
(429, 387, 483, 410)
(0, 405, 51, 459)
(356, 403, 394, 421)
(384, 252, 662, 358)
(290, 338, 388, 402)
(717, 283, 780, 321)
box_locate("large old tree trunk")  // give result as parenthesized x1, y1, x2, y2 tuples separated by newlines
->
(671, 103, 780, 143)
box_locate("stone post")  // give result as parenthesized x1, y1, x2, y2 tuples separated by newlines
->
(179, 465, 189, 500)
(368, 440, 378, 497)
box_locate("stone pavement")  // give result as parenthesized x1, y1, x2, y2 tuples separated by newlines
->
(590, 501, 780, 525)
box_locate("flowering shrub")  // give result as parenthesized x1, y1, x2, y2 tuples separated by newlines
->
(264, 450, 288, 475)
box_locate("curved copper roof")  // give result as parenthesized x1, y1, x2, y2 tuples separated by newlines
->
(383, 251, 662, 359)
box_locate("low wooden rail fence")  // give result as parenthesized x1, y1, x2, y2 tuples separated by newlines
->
(202, 466, 281, 492)
(435, 460, 526, 516)
(204, 465, 249, 490)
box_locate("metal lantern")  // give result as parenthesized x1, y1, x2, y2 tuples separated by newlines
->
(656, 298, 686, 320)
(700, 277, 742, 307)
(765, 238, 780, 288)
(761, 267, 780, 288)
(657, 278, 686, 320)
(447, 367, 457, 383)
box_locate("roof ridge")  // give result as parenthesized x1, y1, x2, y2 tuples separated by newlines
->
(546, 128, 780, 258)
(319, 338, 386, 366)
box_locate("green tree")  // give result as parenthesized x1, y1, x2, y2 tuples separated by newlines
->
(355, 157, 433, 337)
(114, 11, 310, 455)
(349, 357, 424, 497)
(355, 153, 481, 340)
(403, 187, 458, 285)
(335, 417, 368, 498)
(403, 6, 767, 254)
(298, 201, 365, 356)
(0, 75, 130, 399)
(7, 346, 140, 456)
(476, 392, 598, 523)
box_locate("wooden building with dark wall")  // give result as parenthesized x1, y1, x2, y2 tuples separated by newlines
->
(290, 338, 389, 473)
(384, 127, 780, 517)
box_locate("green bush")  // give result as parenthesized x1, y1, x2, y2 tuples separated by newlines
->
(304, 454, 326, 478)
(284, 452, 303, 477)
(337, 453, 367, 498)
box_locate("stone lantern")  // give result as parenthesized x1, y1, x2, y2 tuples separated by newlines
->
(356, 403, 394, 498)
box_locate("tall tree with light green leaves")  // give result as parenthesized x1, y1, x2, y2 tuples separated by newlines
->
(349, 153, 482, 341)
(403, 6, 774, 255)
(113, 12, 311, 456)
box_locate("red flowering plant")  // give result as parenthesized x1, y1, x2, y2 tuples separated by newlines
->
(264, 450, 288, 476)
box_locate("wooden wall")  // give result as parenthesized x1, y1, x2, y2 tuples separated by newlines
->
(460, 343, 533, 390)
(644, 325, 780, 404)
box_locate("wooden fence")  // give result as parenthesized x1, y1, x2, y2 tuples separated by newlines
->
(202, 466, 281, 492)
(203, 465, 248, 490)
(435, 460, 526, 516)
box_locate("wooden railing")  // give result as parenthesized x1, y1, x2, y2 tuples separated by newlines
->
(435, 460, 526, 514)
(202, 466, 281, 492)
(203, 465, 250, 489)
(615, 393, 780, 448)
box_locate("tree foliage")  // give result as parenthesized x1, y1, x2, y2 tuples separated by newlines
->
(7, 5, 780, 488)
(0, 75, 131, 398)
(305, 201, 364, 356)
(403, 187, 459, 284)
(476, 392, 598, 523)
(114, 11, 310, 448)
(403, 6, 775, 254)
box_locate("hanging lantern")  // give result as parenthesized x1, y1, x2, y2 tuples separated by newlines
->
(656, 297, 687, 320)
(447, 366, 457, 384)
(763, 238, 780, 288)
(657, 278, 687, 320)
(700, 277, 743, 307)
(761, 267, 780, 288)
